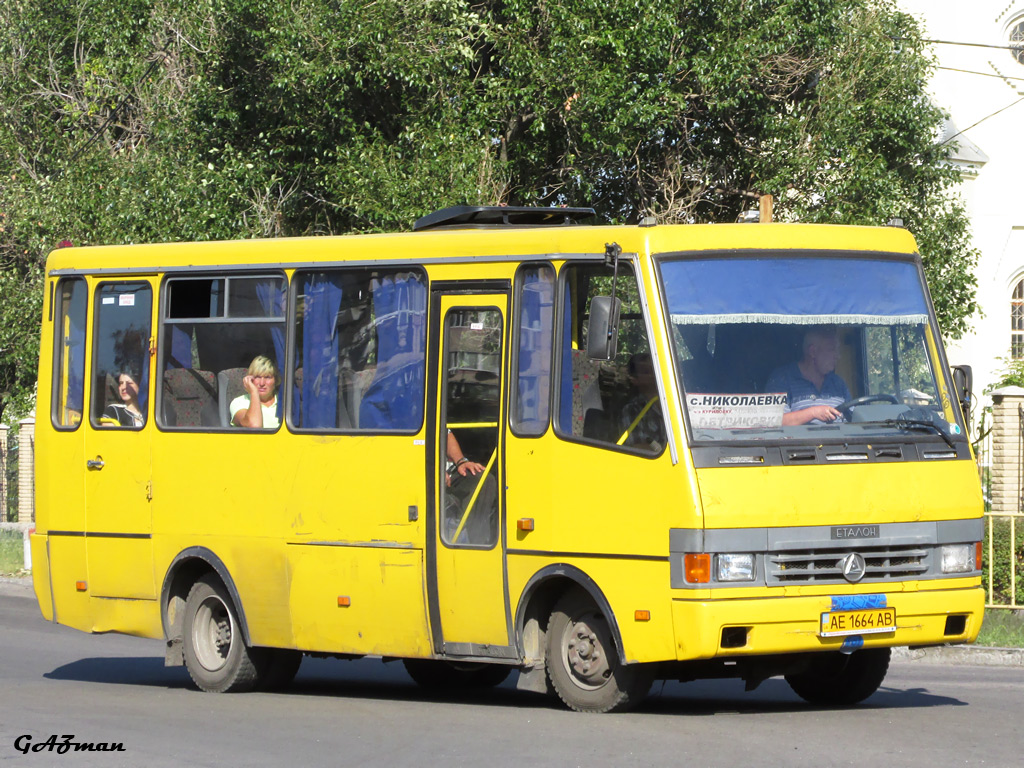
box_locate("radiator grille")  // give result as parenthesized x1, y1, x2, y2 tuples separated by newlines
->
(767, 545, 929, 584)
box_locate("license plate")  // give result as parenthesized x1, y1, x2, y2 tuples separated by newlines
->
(819, 608, 897, 637)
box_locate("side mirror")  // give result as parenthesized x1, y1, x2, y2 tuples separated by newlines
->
(587, 296, 621, 360)
(951, 364, 973, 431)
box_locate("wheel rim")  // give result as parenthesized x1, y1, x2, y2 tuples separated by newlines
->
(560, 610, 613, 691)
(192, 594, 234, 672)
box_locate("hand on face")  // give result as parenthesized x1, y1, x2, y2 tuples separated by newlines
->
(245, 373, 277, 403)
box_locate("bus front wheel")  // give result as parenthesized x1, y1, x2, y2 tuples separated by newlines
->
(545, 589, 652, 713)
(182, 574, 262, 693)
(785, 647, 891, 706)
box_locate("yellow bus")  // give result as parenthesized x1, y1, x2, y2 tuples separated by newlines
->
(32, 206, 983, 712)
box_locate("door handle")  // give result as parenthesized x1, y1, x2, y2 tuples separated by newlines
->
(86, 457, 105, 470)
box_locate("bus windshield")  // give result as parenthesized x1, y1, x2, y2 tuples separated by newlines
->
(661, 254, 964, 444)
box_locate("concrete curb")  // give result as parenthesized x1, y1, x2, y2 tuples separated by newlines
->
(893, 644, 1024, 667)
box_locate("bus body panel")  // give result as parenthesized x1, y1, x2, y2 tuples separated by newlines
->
(86, 595, 163, 638)
(696, 460, 982, 531)
(506, 554, 677, 664)
(287, 543, 431, 656)
(30, 533, 53, 621)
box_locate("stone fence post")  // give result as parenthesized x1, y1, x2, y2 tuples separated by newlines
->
(989, 387, 1024, 516)
(17, 418, 34, 524)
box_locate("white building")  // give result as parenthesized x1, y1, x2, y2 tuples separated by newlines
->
(899, 1, 1024, 405)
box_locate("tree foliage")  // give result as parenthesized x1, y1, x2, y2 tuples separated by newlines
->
(0, 0, 979, 420)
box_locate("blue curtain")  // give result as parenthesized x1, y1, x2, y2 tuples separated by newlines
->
(255, 279, 287, 421)
(557, 280, 573, 435)
(516, 267, 553, 433)
(297, 273, 344, 428)
(168, 325, 192, 369)
(359, 273, 427, 430)
(63, 280, 86, 417)
(662, 257, 930, 324)
(66, 322, 85, 416)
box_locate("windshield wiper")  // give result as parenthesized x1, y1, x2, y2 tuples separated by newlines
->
(881, 418, 956, 450)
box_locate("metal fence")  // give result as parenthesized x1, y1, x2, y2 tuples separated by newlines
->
(980, 406, 1022, 610)
(1, 425, 19, 523)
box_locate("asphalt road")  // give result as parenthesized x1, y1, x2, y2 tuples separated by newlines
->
(2, 579, 1022, 767)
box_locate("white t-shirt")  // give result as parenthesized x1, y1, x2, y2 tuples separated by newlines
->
(229, 394, 280, 428)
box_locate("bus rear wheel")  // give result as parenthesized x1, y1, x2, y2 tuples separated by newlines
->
(785, 647, 891, 706)
(545, 589, 652, 713)
(403, 659, 511, 689)
(182, 574, 262, 693)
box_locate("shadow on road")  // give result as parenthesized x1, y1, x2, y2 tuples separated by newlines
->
(42, 655, 968, 714)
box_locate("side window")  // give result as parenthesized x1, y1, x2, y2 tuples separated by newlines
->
(51, 278, 87, 430)
(291, 268, 426, 431)
(512, 264, 554, 436)
(91, 282, 153, 428)
(556, 263, 664, 454)
(159, 274, 286, 430)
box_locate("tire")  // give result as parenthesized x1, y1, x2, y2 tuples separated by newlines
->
(257, 648, 303, 692)
(182, 574, 263, 693)
(785, 647, 891, 706)
(403, 659, 511, 690)
(545, 589, 653, 713)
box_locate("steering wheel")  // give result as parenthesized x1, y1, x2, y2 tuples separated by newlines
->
(837, 393, 898, 419)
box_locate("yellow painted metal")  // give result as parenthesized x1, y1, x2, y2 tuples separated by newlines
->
(82, 276, 157, 600)
(507, 553, 677, 664)
(924, 325, 959, 425)
(44, 536, 91, 633)
(671, 584, 983, 660)
(87, 596, 162, 638)
(985, 509, 1024, 610)
(287, 543, 431, 656)
(433, 294, 508, 647)
(29, 533, 53, 621)
(696, 459, 982, 530)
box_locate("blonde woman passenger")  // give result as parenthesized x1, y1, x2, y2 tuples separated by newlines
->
(230, 355, 280, 429)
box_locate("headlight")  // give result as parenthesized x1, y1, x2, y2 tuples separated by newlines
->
(941, 544, 975, 573)
(716, 553, 755, 582)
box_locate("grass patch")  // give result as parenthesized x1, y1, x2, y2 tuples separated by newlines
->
(976, 608, 1024, 648)
(0, 529, 26, 576)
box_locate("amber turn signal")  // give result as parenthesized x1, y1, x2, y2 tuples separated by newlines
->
(975, 541, 983, 572)
(337, 596, 351, 607)
(685, 553, 711, 583)
(635, 610, 651, 622)
(75, 581, 87, 592)
(517, 518, 535, 531)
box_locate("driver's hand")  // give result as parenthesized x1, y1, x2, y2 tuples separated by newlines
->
(811, 405, 842, 422)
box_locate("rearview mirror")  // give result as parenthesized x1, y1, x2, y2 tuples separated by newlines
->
(951, 364, 972, 432)
(587, 296, 621, 360)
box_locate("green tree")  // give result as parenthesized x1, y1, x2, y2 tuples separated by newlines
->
(0, 0, 979, 420)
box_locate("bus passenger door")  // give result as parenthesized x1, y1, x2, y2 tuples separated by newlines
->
(83, 279, 156, 600)
(429, 292, 512, 657)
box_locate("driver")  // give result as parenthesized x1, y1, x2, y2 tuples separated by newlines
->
(765, 326, 851, 425)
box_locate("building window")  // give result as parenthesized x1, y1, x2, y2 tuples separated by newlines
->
(1013, 278, 1024, 359)
(1012, 20, 1024, 65)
